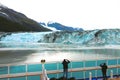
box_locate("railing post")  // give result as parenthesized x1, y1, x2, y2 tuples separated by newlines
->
(89, 72, 92, 80)
(106, 58, 108, 77)
(8, 65, 10, 80)
(110, 70, 113, 79)
(70, 61, 72, 78)
(40, 74, 43, 80)
(95, 59, 98, 79)
(56, 62, 59, 78)
(26, 64, 28, 80)
(117, 57, 119, 76)
(83, 60, 86, 80)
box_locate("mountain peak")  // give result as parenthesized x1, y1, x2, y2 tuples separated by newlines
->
(0, 3, 51, 32)
(40, 21, 84, 31)
(47, 22, 84, 31)
(47, 21, 56, 24)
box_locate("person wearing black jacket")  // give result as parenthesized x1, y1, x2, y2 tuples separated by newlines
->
(100, 63, 108, 80)
(62, 59, 70, 79)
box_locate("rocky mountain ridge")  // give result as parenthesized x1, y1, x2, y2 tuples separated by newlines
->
(0, 3, 50, 32)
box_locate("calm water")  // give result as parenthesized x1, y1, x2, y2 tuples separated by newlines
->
(0, 43, 120, 80)
(0, 43, 120, 64)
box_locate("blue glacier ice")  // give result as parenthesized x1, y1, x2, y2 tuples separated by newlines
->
(0, 29, 120, 48)
(42, 29, 120, 46)
(0, 32, 51, 43)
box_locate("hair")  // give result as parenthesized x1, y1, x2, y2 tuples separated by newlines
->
(50, 77, 57, 80)
(58, 77, 66, 80)
(103, 63, 106, 65)
(68, 77, 76, 80)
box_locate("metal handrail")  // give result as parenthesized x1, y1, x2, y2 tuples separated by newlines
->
(0, 65, 119, 79)
(0, 58, 120, 80)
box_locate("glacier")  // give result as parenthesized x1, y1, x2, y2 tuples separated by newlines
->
(0, 29, 120, 48)
(0, 29, 120, 64)
(41, 29, 120, 46)
(0, 32, 51, 43)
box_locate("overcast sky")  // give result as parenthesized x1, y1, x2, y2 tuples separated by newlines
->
(0, 0, 120, 30)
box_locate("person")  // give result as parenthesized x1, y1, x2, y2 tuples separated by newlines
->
(62, 59, 70, 80)
(100, 63, 108, 80)
(50, 77, 57, 80)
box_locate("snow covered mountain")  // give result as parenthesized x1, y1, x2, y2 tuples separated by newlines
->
(0, 3, 51, 32)
(0, 29, 120, 47)
(40, 21, 83, 31)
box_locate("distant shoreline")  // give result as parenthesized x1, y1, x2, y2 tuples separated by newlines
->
(0, 45, 120, 50)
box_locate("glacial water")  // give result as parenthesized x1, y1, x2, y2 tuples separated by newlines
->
(0, 42, 120, 64)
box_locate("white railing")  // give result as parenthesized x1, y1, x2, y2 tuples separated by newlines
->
(0, 65, 119, 79)
(0, 58, 120, 80)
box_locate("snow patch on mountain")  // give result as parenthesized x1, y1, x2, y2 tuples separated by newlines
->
(40, 22, 57, 31)
(43, 26, 57, 31)
(0, 11, 9, 17)
(40, 21, 83, 31)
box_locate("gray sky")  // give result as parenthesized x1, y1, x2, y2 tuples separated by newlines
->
(0, 0, 120, 30)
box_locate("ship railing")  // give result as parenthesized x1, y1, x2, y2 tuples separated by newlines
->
(0, 57, 120, 80)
